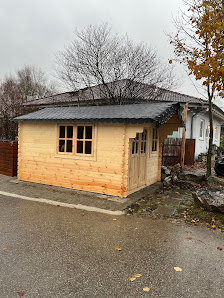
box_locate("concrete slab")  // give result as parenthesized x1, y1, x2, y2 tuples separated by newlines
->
(160, 197, 180, 206)
(0, 174, 136, 214)
(153, 205, 176, 216)
(0, 190, 125, 216)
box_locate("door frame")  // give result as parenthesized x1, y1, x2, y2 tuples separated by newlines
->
(128, 128, 148, 191)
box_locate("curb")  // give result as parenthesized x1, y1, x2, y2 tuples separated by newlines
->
(0, 191, 125, 216)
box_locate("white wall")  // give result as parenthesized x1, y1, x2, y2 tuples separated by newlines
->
(168, 109, 222, 159)
(191, 112, 221, 159)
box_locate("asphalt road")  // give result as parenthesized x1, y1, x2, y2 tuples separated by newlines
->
(0, 194, 224, 298)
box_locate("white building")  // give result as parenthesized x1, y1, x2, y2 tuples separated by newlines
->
(172, 103, 224, 159)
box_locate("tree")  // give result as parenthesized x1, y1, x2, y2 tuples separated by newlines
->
(17, 65, 56, 101)
(55, 24, 175, 104)
(170, 0, 224, 177)
(0, 65, 56, 140)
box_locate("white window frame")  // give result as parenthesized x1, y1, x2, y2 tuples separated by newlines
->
(199, 119, 205, 140)
(205, 125, 210, 138)
(214, 125, 219, 141)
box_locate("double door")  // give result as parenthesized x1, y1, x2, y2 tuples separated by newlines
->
(128, 129, 148, 190)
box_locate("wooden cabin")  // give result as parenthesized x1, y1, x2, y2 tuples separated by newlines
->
(14, 102, 183, 198)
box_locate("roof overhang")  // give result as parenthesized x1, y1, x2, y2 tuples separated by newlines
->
(14, 102, 184, 128)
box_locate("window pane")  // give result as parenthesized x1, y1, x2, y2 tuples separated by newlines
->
(77, 141, 83, 153)
(141, 142, 146, 154)
(154, 141, 157, 151)
(77, 126, 84, 139)
(59, 140, 65, 152)
(85, 126, 92, 139)
(200, 121, 204, 138)
(85, 141, 92, 154)
(66, 140, 73, 152)
(136, 141, 138, 154)
(67, 126, 73, 138)
(59, 126, 65, 138)
(136, 133, 139, 140)
(132, 141, 135, 154)
(143, 130, 147, 141)
(153, 128, 157, 140)
(152, 141, 154, 152)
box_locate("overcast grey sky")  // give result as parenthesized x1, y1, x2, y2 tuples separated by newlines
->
(0, 0, 204, 97)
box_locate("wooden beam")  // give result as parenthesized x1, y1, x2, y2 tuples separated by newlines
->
(181, 104, 188, 168)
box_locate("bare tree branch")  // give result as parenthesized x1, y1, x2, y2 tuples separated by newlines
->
(0, 65, 57, 140)
(54, 24, 176, 104)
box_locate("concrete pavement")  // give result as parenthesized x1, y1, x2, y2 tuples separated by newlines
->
(1, 194, 224, 297)
(0, 174, 139, 215)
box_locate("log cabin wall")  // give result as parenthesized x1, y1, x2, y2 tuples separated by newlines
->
(125, 114, 183, 196)
(17, 113, 182, 198)
(18, 122, 126, 197)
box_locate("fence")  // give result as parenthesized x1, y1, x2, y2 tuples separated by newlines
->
(162, 138, 195, 167)
(0, 140, 18, 176)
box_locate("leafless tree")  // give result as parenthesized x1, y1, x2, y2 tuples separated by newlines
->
(17, 65, 57, 101)
(55, 24, 175, 104)
(0, 65, 57, 140)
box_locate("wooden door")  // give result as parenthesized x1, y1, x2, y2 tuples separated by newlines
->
(128, 129, 147, 190)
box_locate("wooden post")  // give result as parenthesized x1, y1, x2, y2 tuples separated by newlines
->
(181, 104, 188, 168)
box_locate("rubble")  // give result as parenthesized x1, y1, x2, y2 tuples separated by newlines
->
(163, 176, 172, 186)
(176, 180, 197, 188)
(192, 187, 224, 213)
(178, 173, 205, 183)
(161, 163, 206, 188)
(161, 166, 171, 181)
(206, 175, 224, 186)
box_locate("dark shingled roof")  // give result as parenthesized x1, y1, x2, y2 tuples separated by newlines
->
(14, 102, 183, 127)
(24, 80, 206, 107)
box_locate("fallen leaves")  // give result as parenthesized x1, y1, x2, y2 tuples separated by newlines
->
(134, 274, 142, 277)
(186, 237, 192, 240)
(217, 247, 223, 251)
(3, 248, 7, 251)
(113, 218, 117, 221)
(17, 291, 26, 297)
(143, 287, 150, 292)
(129, 273, 142, 282)
(211, 225, 216, 229)
(174, 266, 182, 272)
(114, 247, 122, 251)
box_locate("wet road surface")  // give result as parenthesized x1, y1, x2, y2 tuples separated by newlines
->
(0, 194, 224, 298)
